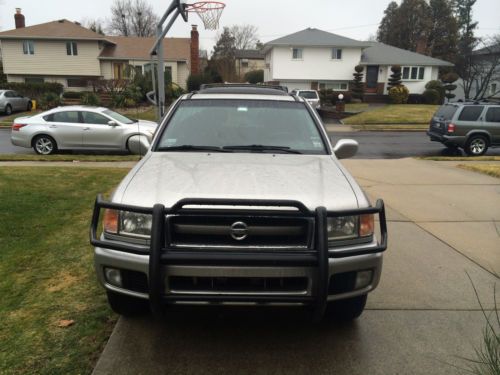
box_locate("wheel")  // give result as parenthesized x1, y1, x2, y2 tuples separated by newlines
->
(5, 104, 12, 115)
(27, 101, 32, 111)
(326, 294, 367, 321)
(465, 135, 488, 156)
(106, 291, 150, 317)
(33, 135, 57, 155)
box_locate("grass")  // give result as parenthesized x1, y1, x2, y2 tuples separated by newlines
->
(457, 164, 500, 178)
(344, 103, 370, 112)
(0, 154, 141, 162)
(343, 104, 439, 125)
(350, 124, 428, 131)
(0, 167, 129, 374)
(420, 156, 500, 161)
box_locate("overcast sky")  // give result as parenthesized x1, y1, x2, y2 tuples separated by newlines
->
(1, 0, 499, 52)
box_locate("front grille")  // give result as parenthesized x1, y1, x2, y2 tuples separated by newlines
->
(167, 215, 312, 249)
(168, 276, 309, 294)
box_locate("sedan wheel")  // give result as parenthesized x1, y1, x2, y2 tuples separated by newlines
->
(33, 136, 57, 155)
(465, 135, 488, 156)
(5, 105, 12, 115)
(27, 101, 32, 111)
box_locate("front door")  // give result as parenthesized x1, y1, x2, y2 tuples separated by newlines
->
(366, 66, 379, 93)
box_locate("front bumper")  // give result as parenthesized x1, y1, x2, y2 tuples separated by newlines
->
(90, 196, 388, 317)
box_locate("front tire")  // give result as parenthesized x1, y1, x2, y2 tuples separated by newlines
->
(326, 294, 367, 321)
(106, 291, 150, 317)
(465, 135, 488, 156)
(33, 135, 57, 155)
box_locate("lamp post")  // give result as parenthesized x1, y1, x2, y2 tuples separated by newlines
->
(336, 93, 345, 113)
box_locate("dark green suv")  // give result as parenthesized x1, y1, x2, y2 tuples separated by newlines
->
(427, 102, 500, 156)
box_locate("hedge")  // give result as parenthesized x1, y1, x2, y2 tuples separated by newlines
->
(2, 82, 64, 99)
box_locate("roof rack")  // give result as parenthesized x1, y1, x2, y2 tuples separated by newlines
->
(199, 83, 289, 94)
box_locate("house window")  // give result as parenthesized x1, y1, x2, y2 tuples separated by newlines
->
(292, 48, 303, 60)
(25, 77, 44, 84)
(402, 66, 425, 80)
(22, 40, 34, 55)
(331, 48, 342, 60)
(67, 78, 88, 87)
(66, 42, 78, 56)
(319, 82, 348, 91)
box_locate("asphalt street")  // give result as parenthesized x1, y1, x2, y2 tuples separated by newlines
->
(3, 127, 500, 158)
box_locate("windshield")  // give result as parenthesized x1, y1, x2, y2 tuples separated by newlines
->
(434, 104, 458, 120)
(155, 99, 326, 154)
(298, 91, 319, 99)
(103, 109, 136, 124)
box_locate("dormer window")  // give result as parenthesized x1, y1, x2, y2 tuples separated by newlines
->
(292, 48, 303, 60)
(332, 48, 342, 60)
(22, 40, 34, 55)
(66, 42, 78, 56)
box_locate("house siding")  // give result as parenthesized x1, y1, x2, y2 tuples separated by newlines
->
(268, 46, 362, 82)
(1, 39, 101, 76)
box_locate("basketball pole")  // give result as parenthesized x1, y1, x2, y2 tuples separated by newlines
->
(149, 0, 188, 122)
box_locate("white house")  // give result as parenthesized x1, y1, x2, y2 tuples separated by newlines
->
(0, 9, 200, 90)
(263, 28, 453, 96)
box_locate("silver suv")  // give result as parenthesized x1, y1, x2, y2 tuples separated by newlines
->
(427, 101, 500, 156)
(90, 85, 388, 321)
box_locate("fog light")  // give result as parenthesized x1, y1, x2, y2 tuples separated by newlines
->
(104, 267, 122, 287)
(355, 270, 373, 289)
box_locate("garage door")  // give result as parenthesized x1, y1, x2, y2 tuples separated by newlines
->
(280, 81, 311, 91)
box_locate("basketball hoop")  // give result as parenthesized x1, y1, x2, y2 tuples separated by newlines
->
(186, 1, 225, 30)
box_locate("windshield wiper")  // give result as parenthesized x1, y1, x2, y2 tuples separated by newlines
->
(223, 145, 302, 154)
(157, 145, 232, 153)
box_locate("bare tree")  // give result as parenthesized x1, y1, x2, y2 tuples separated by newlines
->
(229, 25, 259, 50)
(461, 35, 500, 99)
(107, 0, 159, 37)
(81, 18, 105, 35)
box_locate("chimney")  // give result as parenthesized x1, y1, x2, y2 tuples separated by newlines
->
(416, 35, 427, 55)
(190, 25, 200, 75)
(15, 8, 25, 29)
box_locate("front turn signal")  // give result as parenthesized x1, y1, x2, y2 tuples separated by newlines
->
(360, 214, 374, 237)
(103, 209, 118, 234)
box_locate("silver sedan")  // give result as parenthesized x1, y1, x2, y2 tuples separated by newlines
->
(0, 90, 32, 115)
(11, 105, 157, 155)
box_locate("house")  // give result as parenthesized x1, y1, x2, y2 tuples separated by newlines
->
(0, 9, 200, 90)
(470, 43, 500, 99)
(234, 49, 265, 79)
(263, 28, 453, 96)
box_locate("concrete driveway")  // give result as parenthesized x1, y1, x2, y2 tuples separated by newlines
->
(93, 158, 499, 375)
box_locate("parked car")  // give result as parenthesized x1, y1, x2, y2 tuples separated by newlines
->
(427, 101, 500, 156)
(11, 105, 157, 155)
(90, 84, 388, 321)
(290, 89, 321, 109)
(0, 90, 32, 115)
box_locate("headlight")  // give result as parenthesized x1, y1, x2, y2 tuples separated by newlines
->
(103, 209, 152, 238)
(327, 214, 374, 243)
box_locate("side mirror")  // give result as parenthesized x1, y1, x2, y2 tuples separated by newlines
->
(127, 134, 151, 155)
(107, 120, 118, 127)
(333, 139, 358, 159)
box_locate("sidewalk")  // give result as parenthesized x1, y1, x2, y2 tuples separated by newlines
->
(93, 158, 499, 375)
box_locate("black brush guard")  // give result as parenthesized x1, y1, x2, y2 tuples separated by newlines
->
(90, 195, 388, 318)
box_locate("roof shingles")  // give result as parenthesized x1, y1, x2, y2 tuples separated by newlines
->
(99, 36, 190, 61)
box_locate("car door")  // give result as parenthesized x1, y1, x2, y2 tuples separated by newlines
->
(10, 91, 23, 111)
(3, 91, 16, 110)
(483, 106, 500, 144)
(81, 111, 123, 149)
(46, 111, 84, 148)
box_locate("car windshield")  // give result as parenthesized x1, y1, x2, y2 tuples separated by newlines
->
(155, 99, 326, 154)
(103, 109, 136, 124)
(434, 104, 458, 120)
(298, 91, 318, 99)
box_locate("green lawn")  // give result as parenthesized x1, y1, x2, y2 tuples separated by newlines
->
(0, 167, 129, 374)
(457, 164, 500, 178)
(343, 104, 439, 125)
(344, 103, 370, 112)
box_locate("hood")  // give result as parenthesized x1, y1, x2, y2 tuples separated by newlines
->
(137, 119, 158, 130)
(116, 153, 358, 211)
